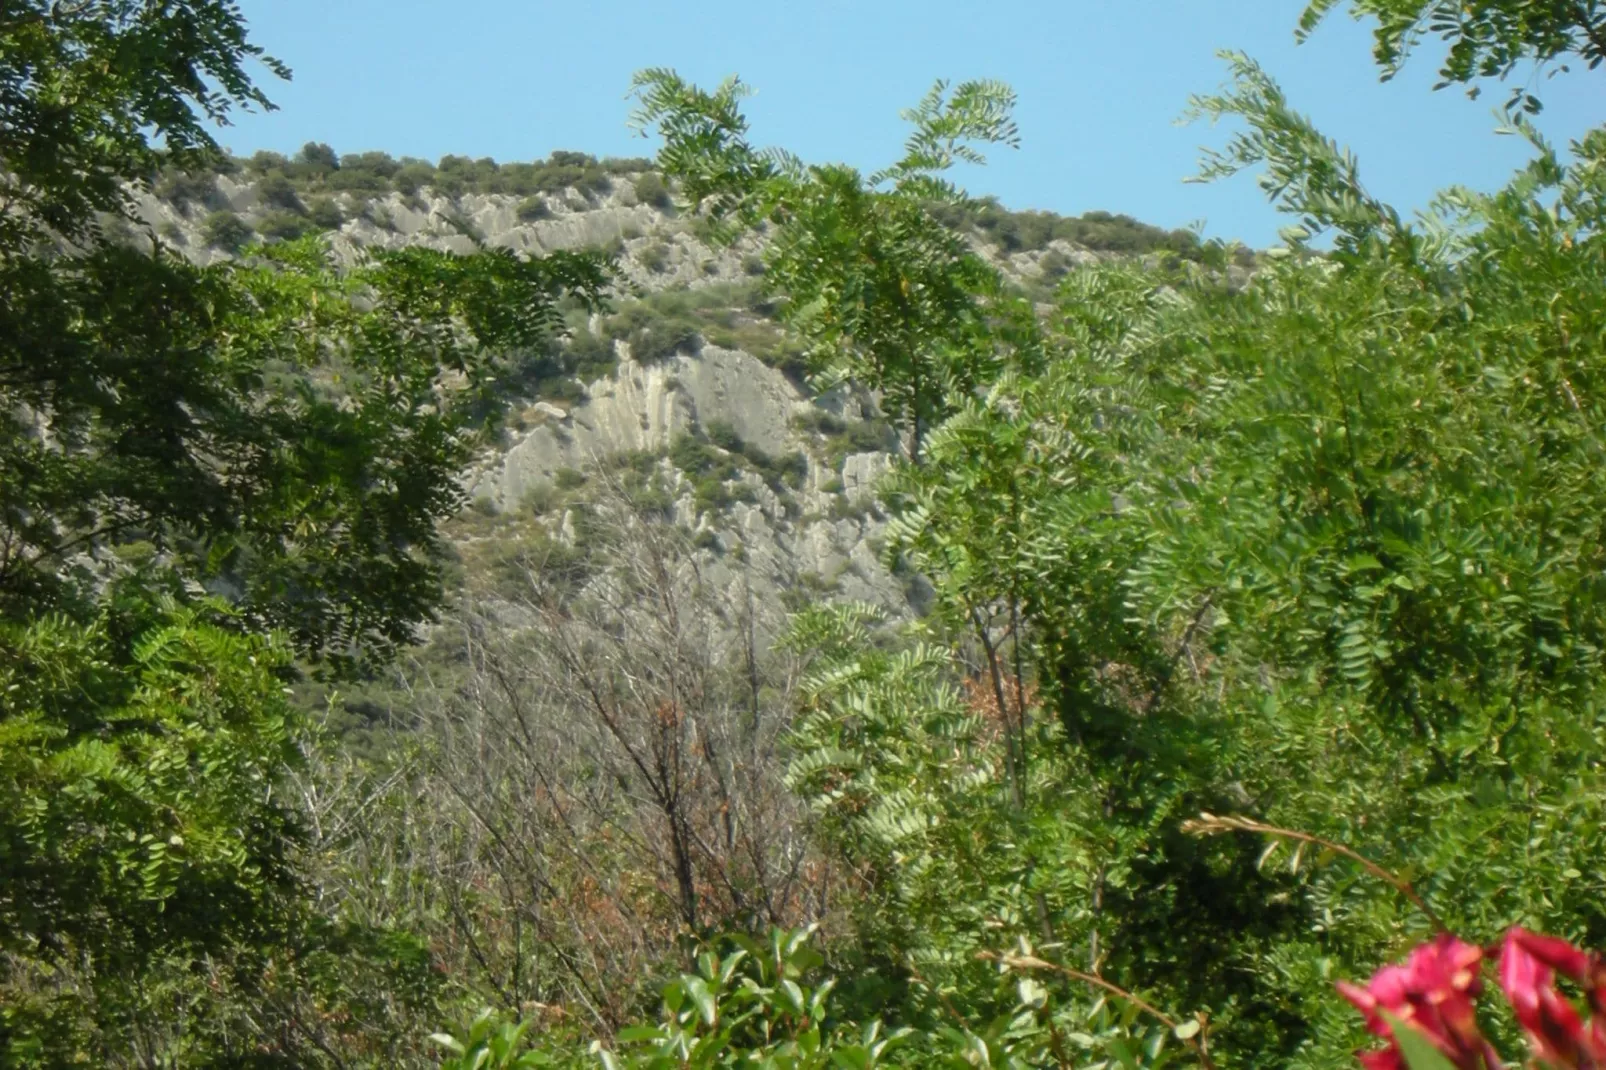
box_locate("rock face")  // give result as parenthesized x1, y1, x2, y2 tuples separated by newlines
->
(127, 171, 928, 616)
(460, 342, 925, 615)
(127, 177, 765, 289)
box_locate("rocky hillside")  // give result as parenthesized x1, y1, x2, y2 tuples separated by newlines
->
(125, 149, 1211, 620)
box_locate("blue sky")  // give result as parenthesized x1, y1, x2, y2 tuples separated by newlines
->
(224, 1, 1599, 247)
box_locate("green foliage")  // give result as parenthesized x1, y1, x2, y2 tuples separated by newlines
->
(927, 197, 1204, 258)
(639, 239, 671, 273)
(307, 193, 346, 229)
(0, 7, 618, 1059)
(20, 2, 1606, 1066)
(622, 313, 702, 361)
(201, 208, 254, 251)
(432, 930, 917, 1070)
(1301, 0, 1606, 111)
(793, 409, 897, 469)
(153, 167, 223, 213)
(0, 0, 285, 248)
(0, 588, 305, 1061)
(634, 170, 673, 210)
(1, 591, 300, 955)
(1, 236, 611, 669)
(256, 169, 306, 212)
(299, 140, 340, 174)
(619, 25, 1606, 1069)
(518, 194, 554, 221)
(631, 70, 1043, 461)
(268, 148, 641, 201)
(256, 207, 315, 241)
(566, 326, 620, 381)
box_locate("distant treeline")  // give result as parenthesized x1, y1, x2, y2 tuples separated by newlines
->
(160, 141, 1207, 258)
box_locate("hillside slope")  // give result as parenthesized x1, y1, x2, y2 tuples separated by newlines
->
(127, 150, 1207, 619)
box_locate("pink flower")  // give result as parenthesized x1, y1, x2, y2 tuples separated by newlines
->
(1338, 934, 1500, 1070)
(1498, 928, 1606, 1068)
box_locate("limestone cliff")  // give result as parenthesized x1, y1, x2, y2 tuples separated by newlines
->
(129, 171, 944, 616)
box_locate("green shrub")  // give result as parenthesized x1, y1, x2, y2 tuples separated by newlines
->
(639, 240, 671, 274)
(296, 141, 339, 175)
(755, 449, 808, 491)
(391, 161, 436, 195)
(306, 195, 345, 230)
(602, 155, 653, 174)
(256, 211, 313, 242)
(255, 171, 303, 212)
(706, 419, 743, 452)
(692, 477, 732, 512)
(631, 322, 701, 363)
(329, 150, 399, 189)
(634, 171, 672, 210)
(624, 478, 676, 519)
(1039, 249, 1073, 280)
(154, 169, 221, 212)
(670, 433, 737, 483)
(765, 346, 810, 387)
(156, 220, 186, 245)
(532, 165, 584, 193)
(565, 329, 616, 382)
(926, 195, 1204, 260)
(537, 377, 585, 404)
(553, 467, 587, 490)
(361, 203, 396, 231)
(794, 409, 847, 436)
(246, 150, 290, 173)
(520, 482, 560, 516)
(201, 210, 253, 252)
(516, 196, 552, 222)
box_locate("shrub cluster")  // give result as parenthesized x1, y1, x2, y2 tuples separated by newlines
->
(215, 142, 652, 203)
(928, 196, 1205, 259)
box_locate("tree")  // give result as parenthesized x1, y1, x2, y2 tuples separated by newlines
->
(0, 234, 610, 671)
(1301, 0, 1606, 110)
(0, 0, 284, 249)
(629, 71, 1041, 462)
(327, 476, 822, 1031)
(0, 3, 613, 1063)
(621, 15, 1606, 1063)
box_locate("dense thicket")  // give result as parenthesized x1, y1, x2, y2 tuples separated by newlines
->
(0, 2, 608, 1062)
(4, 1, 1604, 1067)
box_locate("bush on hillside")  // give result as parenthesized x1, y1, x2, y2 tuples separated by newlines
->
(516, 196, 552, 222)
(256, 210, 314, 242)
(201, 210, 254, 252)
(633, 171, 672, 210)
(154, 168, 222, 212)
(306, 195, 345, 230)
(256, 171, 304, 213)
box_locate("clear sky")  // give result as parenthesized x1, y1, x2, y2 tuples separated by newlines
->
(222, 1, 1600, 247)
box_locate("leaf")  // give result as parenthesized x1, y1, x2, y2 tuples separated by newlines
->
(683, 975, 718, 1026)
(1381, 1012, 1460, 1070)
